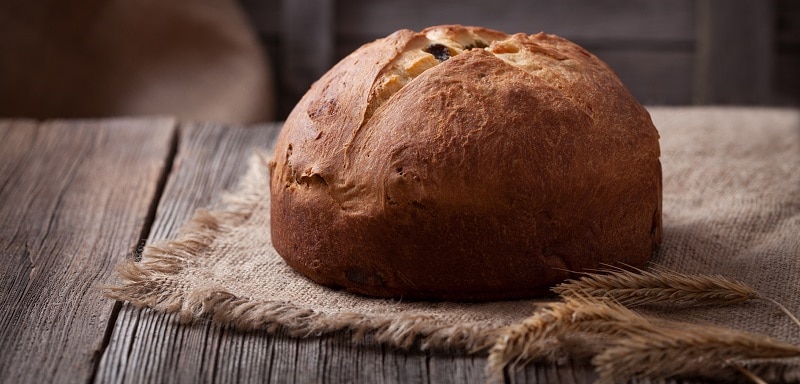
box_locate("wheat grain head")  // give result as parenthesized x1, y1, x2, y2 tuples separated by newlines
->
(593, 320, 800, 381)
(553, 266, 759, 307)
(487, 296, 655, 372)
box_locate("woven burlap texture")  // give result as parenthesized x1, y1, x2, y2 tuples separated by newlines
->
(108, 107, 800, 372)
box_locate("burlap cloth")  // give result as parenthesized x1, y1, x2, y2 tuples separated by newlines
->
(109, 107, 800, 375)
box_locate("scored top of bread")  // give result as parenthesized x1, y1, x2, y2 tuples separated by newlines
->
(269, 25, 662, 300)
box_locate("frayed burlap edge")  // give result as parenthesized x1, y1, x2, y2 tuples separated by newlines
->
(105, 152, 506, 354)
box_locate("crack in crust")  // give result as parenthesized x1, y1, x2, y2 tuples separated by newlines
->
(363, 26, 582, 126)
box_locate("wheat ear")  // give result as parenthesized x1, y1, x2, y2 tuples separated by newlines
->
(553, 266, 759, 307)
(593, 321, 800, 382)
(487, 296, 654, 372)
(490, 294, 800, 382)
(553, 267, 800, 331)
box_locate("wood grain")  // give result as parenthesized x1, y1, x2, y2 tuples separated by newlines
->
(0, 118, 176, 383)
(95, 122, 283, 383)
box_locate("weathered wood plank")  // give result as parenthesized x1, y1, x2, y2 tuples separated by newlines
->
(427, 350, 495, 383)
(213, 327, 276, 382)
(0, 118, 176, 383)
(508, 360, 599, 384)
(95, 122, 282, 383)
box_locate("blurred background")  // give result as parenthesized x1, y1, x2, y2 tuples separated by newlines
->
(1, 0, 798, 124)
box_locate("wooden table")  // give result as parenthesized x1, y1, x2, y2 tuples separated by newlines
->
(1, 114, 735, 383)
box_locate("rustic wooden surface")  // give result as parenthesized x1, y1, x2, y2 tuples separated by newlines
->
(0, 118, 176, 383)
(0, 117, 723, 383)
(96, 122, 281, 383)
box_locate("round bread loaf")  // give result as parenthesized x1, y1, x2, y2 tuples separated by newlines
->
(269, 25, 662, 300)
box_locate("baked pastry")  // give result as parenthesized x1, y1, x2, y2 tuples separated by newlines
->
(269, 25, 662, 300)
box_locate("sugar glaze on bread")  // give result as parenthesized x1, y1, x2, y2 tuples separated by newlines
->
(269, 25, 662, 300)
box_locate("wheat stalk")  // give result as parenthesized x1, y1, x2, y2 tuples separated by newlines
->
(488, 301, 572, 371)
(593, 321, 800, 382)
(552, 266, 800, 330)
(488, 296, 655, 372)
(761, 296, 800, 330)
(552, 266, 760, 307)
(490, 268, 800, 382)
(490, 293, 800, 382)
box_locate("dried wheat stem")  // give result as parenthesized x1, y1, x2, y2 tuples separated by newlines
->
(487, 297, 654, 372)
(592, 321, 800, 382)
(760, 296, 800, 330)
(553, 267, 759, 307)
(488, 301, 575, 371)
(732, 364, 768, 384)
(492, 268, 800, 381)
(554, 267, 800, 332)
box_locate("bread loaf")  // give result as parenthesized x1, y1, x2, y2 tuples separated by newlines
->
(269, 25, 662, 300)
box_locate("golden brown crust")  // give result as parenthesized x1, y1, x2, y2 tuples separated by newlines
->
(269, 25, 662, 300)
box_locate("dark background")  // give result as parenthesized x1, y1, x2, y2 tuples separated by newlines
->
(241, 0, 800, 119)
(1, 0, 797, 123)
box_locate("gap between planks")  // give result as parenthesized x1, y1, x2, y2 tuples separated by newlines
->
(87, 125, 179, 384)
